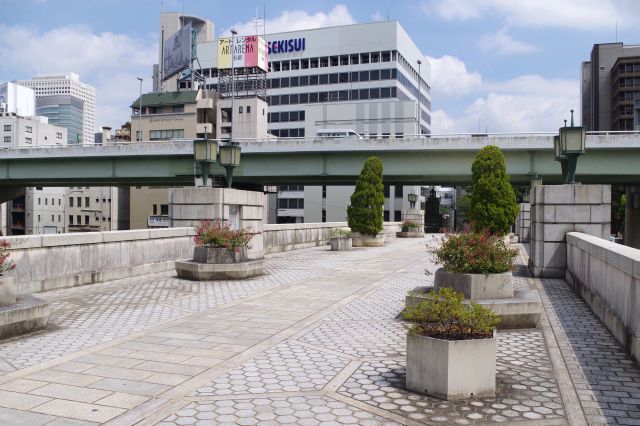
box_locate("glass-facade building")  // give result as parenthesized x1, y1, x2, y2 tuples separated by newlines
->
(36, 95, 84, 145)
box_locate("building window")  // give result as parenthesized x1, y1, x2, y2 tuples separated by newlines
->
(45, 198, 48, 205)
(25, 126, 32, 133)
(3, 125, 10, 131)
(239, 106, 243, 113)
(173, 105, 184, 113)
(77, 197, 81, 207)
(247, 106, 251, 114)
(149, 129, 184, 140)
(37, 198, 41, 205)
(56, 132, 62, 139)
(161, 204, 169, 215)
(84, 215, 89, 225)
(394, 210, 402, 221)
(69, 215, 73, 225)
(153, 204, 157, 215)
(25, 137, 32, 144)
(69, 197, 74, 207)
(51, 215, 54, 221)
(395, 186, 403, 198)
(384, 210, 390, 221)
(85, 197, 89, 207)
(384, 185, 390, 198)
(3, 136, 10, 142)
(38, 215, 40, 222)
(58, 215, 61, 222)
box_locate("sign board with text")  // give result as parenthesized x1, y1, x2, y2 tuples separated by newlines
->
(217, 35, 268, 72)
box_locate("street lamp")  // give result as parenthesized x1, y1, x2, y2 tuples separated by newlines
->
(417, 59, 422, 135)
(555, 109, 586, 184)
(408, 192, 418, 209)
(219, 142, 241, 188)
(136, 77, 143, 141)
(193, 123, 217, 187)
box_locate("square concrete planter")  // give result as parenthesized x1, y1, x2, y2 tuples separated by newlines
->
(330, 237, 352, 251)
(193, 246, 246, 264)
(351, 233, 385, 247)
(0, 276, 16, 306)
(406, 332, 496, 400)
(434, 268, 513, 300)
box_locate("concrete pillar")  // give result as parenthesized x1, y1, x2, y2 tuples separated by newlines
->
(517, 203, 531, 243)
(168, 188, 265, 260)
(529, 184, 611, 278)
(625, 186, 640, 249)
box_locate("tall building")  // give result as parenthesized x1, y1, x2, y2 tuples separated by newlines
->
(581, 42, 640, 130)
(0, 82, 35, 116)
(17, 73, 96, 144)
(0, 112, 68, 235)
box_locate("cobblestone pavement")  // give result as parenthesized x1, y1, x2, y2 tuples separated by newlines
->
(0, 237, 638, 425)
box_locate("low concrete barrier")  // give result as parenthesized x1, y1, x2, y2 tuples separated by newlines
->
(8, 222, 403, 294)
(566, 232, 640, 361)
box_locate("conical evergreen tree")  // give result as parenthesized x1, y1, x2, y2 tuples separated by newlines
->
(347, 156, 384, 236)
(469, 146, 519, 235)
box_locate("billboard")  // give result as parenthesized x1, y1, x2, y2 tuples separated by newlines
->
(163, 23, 192, 80)
(217, 35, 268, 72)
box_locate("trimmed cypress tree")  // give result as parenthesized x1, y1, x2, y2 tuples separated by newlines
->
(347, 156, 384, 236)
(469, 145, 519, 235)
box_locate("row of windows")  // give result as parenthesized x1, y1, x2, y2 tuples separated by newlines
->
(268, 111, 305, 123)
(142, 105, 184, 114)
(269, 68, 399, 89)
(152, 204, 169, 215)
(616, 78, 640, 88)
(383, 211, 403, 222)
(37, 214, 62, 223)
(68, 215, 110, 225)
(271, 50, 396, 72)
(278, 185, 304, 191)
(278, 198, 304, 209)
(267, 87, 398, 106)
(270, 128, 305, 138)
(617, 63, 640, 75)
(383, 185, 404, 198)
(68, 196, 111, 207)
(38, 197, 62, 206)
(149, 129, 184, 140)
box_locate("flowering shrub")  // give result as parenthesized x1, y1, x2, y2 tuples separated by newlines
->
(194, 220, 253, 252)
(403, 287, 499, 340)
(433, 230, 516, 274)
(331, 229, 352, 238)
(401, 220, 420, 229)
(0, 240, 16, 275)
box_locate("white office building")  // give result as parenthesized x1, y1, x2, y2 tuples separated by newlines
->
(17, 73, 96, 145)
(154, 17, 432, 223)
(0, 82, 35, 116)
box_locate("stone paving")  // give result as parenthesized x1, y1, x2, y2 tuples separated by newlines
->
(0, 237, 637, 425)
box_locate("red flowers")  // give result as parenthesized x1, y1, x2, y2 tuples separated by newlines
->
(432, 230, 517, 274)
(194, 220, 254, 252)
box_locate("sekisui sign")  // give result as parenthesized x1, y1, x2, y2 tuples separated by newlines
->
(268, 38, 305, 54)
(218, 35, 268, 72)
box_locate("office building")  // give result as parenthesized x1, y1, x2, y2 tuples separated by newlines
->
(0, 82, 35, 116)
(581, 42, 640, 130)
(17, 73, 96, 144)
(0, 112, 68, 235)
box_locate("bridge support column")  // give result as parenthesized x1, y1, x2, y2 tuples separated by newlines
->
(168, 187, 265, 260)
(529, 184, 611, 278)
(625, 186, 640, 249)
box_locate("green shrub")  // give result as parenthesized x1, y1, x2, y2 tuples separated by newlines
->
(401, 219, 420, 229)
(469, 145, 519, 235)
(433, 231, 517, 274)
(403, 287, 499, 340)
(331, 229, 352, 238)
(347, 156, 384, 236)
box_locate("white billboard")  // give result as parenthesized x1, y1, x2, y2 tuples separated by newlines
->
(163, 23, 192, 80)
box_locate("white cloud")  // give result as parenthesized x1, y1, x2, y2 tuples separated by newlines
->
(424, 0, 639, 30)
(480, 28, 537, 55)
(0, 24, 156, 129)
(427, 55, 482, 97)
(371, 11, 385, 22)
(433, 75, 578, 133)
(220, 5, 356, 37)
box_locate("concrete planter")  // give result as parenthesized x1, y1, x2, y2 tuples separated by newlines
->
(193, 246, 247, 264)
(406, 332, 496, 400)
(330, 237, 352, 251)
(351, 233, 385, 247)
(396, 230, 425, 238)
(0, 276, 16, 306)
(434, 268, 514, 300)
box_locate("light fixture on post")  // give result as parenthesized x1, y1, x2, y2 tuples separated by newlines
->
(193, 123, 217, 187)
(557, 109, 586, 184)
(552, 135, 567, 180)
(408, 192, 418, 209)
(219, 142, 241, 188)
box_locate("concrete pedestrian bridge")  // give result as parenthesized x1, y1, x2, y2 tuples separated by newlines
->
(0, 225, 639, 424)
(0, 132, 639, 187)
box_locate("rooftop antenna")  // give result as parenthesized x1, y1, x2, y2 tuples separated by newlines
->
(263, 3, 266, 35)
(615, 19, 618, 42)
(387, 0, 390, 20)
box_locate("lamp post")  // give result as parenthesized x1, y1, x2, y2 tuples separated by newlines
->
(417, 59, 422, 135)
(555, 109, 586, 184)
(219, 142, 241, 188)
(193, 123, 217, 187)
(136, 77, 143, 141)
(230, 29, 237, 145)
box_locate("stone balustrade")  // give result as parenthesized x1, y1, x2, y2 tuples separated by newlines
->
(566, 232, 640, 361)
(6, 222, 402, 295)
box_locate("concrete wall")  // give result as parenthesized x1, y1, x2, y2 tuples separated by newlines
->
(626, 186, 640, 249)
(516, 202, 530, 243)
(7, 221, 403, 295)
(6, 228, 195, 295)
(566, 232, 640, 361)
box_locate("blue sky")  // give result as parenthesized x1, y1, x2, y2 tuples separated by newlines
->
(2, 0, 639, 133)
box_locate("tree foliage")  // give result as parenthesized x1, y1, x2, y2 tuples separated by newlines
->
(468, 145, 519, 235)
(347, 156, 384, 236)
